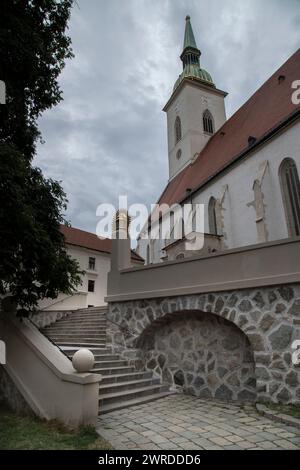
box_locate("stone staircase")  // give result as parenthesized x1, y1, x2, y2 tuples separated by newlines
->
(40, 307, 169, 414)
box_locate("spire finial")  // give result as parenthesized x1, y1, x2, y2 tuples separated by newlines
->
(173, 16, 215, 91)
(183, 15, 198, 50)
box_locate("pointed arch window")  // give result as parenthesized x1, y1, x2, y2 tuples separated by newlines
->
(208, 197, 218, 235)
(203, 109, 214, 134)
(175, 116, 182, 144)
(279, 158, 300, 236)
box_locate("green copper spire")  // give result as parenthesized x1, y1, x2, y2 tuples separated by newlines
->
(174, 15, 215, 91)
(183, 15, 197, 50)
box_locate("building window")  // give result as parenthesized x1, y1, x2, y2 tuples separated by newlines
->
(203, 109, 214, 134)
(279, 158, 300, 236)
(208, 197, 218, 235)
(176, 149, 182, 160)
(146, 245, 150, 265)
(88, 257, 96, 270)
(175, 116, 182, 144)
(176, 253, 185, 260)
(88, 280, 95, 293)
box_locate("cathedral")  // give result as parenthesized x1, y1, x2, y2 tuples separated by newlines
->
(137, 16, 300, 264)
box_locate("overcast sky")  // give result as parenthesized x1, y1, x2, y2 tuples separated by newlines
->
(34, 0, 300, 237)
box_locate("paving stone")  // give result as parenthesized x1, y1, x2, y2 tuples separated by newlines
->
(96, 395, 300, 450)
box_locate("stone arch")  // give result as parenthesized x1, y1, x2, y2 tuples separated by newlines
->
(135, 309, 257, 402)
(108, 284, 300, 404)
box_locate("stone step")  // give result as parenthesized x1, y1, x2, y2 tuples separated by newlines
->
(99, 391, 170, 415)
(53, 325, 107, 330)
(99, 378, 160, 395)
(93, 359, 130, 368)
(67, 314, 106, 319)
(57, 320, 106, 326)
(42, 329, 107, 335)
(56, 342, 106, 348)
(98, 385, 169, 408)
(65, 352, 120, 362)
(100, 371, 153, 385)
(48, 336, 106, 342)
(75, 307, 107, 312)
(93, 365, 136, 375)
(51, 322, 107, 327)
(62, 347, 113, 355)
(40, 306, 170, 414)
(46, 333, 106, 338)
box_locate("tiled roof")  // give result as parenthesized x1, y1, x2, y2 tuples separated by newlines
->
(158, 49, 300, 208)
(60, 225, 144, 262)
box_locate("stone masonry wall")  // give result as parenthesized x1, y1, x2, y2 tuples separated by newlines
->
(107, 283, 300, 404)
(137, 312, 256, 401)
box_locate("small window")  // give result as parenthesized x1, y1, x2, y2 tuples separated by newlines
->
(175, 116, 182, 144)
(176, 253, 185, 260)
(88, 280, 95, 292)
(203, 109, 214, 134)
(176, 149, 182, 160)
(88, 257, 95, 270)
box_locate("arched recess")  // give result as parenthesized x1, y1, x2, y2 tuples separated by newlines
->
(279, 158, 300, 236)
(136, 310, 257, 402)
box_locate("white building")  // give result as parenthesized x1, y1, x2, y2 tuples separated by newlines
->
(39, 225, 143, 310)
(137, 16, 300, 263)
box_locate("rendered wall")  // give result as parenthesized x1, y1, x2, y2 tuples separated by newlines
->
(0, 311, 101, 427)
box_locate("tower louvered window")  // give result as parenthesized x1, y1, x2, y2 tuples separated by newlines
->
(203, 109, 214, 134)
(175, 116, 182, 144)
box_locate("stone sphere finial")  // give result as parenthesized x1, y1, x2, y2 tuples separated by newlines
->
(72, 348, 95, 373)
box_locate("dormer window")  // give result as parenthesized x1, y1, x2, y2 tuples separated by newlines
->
(203, 109, 214, 134)
(175, 116, 182, 144)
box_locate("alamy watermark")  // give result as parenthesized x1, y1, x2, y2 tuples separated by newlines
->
(96, 196, 205, 251)
(0, 340, 6, 364)
(292, 80, 300, 105)
(0, 80, 6, 104)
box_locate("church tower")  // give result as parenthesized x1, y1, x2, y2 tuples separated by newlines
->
(163, 16, 227, 180)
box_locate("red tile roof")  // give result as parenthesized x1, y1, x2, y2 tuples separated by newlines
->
(158, 49, 300, 208)
(60, 225, 144, 262)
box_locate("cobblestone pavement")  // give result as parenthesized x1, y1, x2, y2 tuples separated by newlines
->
(97, 395, 300, 450)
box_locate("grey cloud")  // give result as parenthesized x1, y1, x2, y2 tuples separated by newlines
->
(35, 0, 300, 235)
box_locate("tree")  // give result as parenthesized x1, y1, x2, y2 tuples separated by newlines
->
(0, 0, 82, 312)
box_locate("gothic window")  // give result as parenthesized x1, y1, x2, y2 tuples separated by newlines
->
(175, 116, 182, 144)
(203, 109, 214, 134)
(279, 158, 300, 236)
(208, 197, 218, 235)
